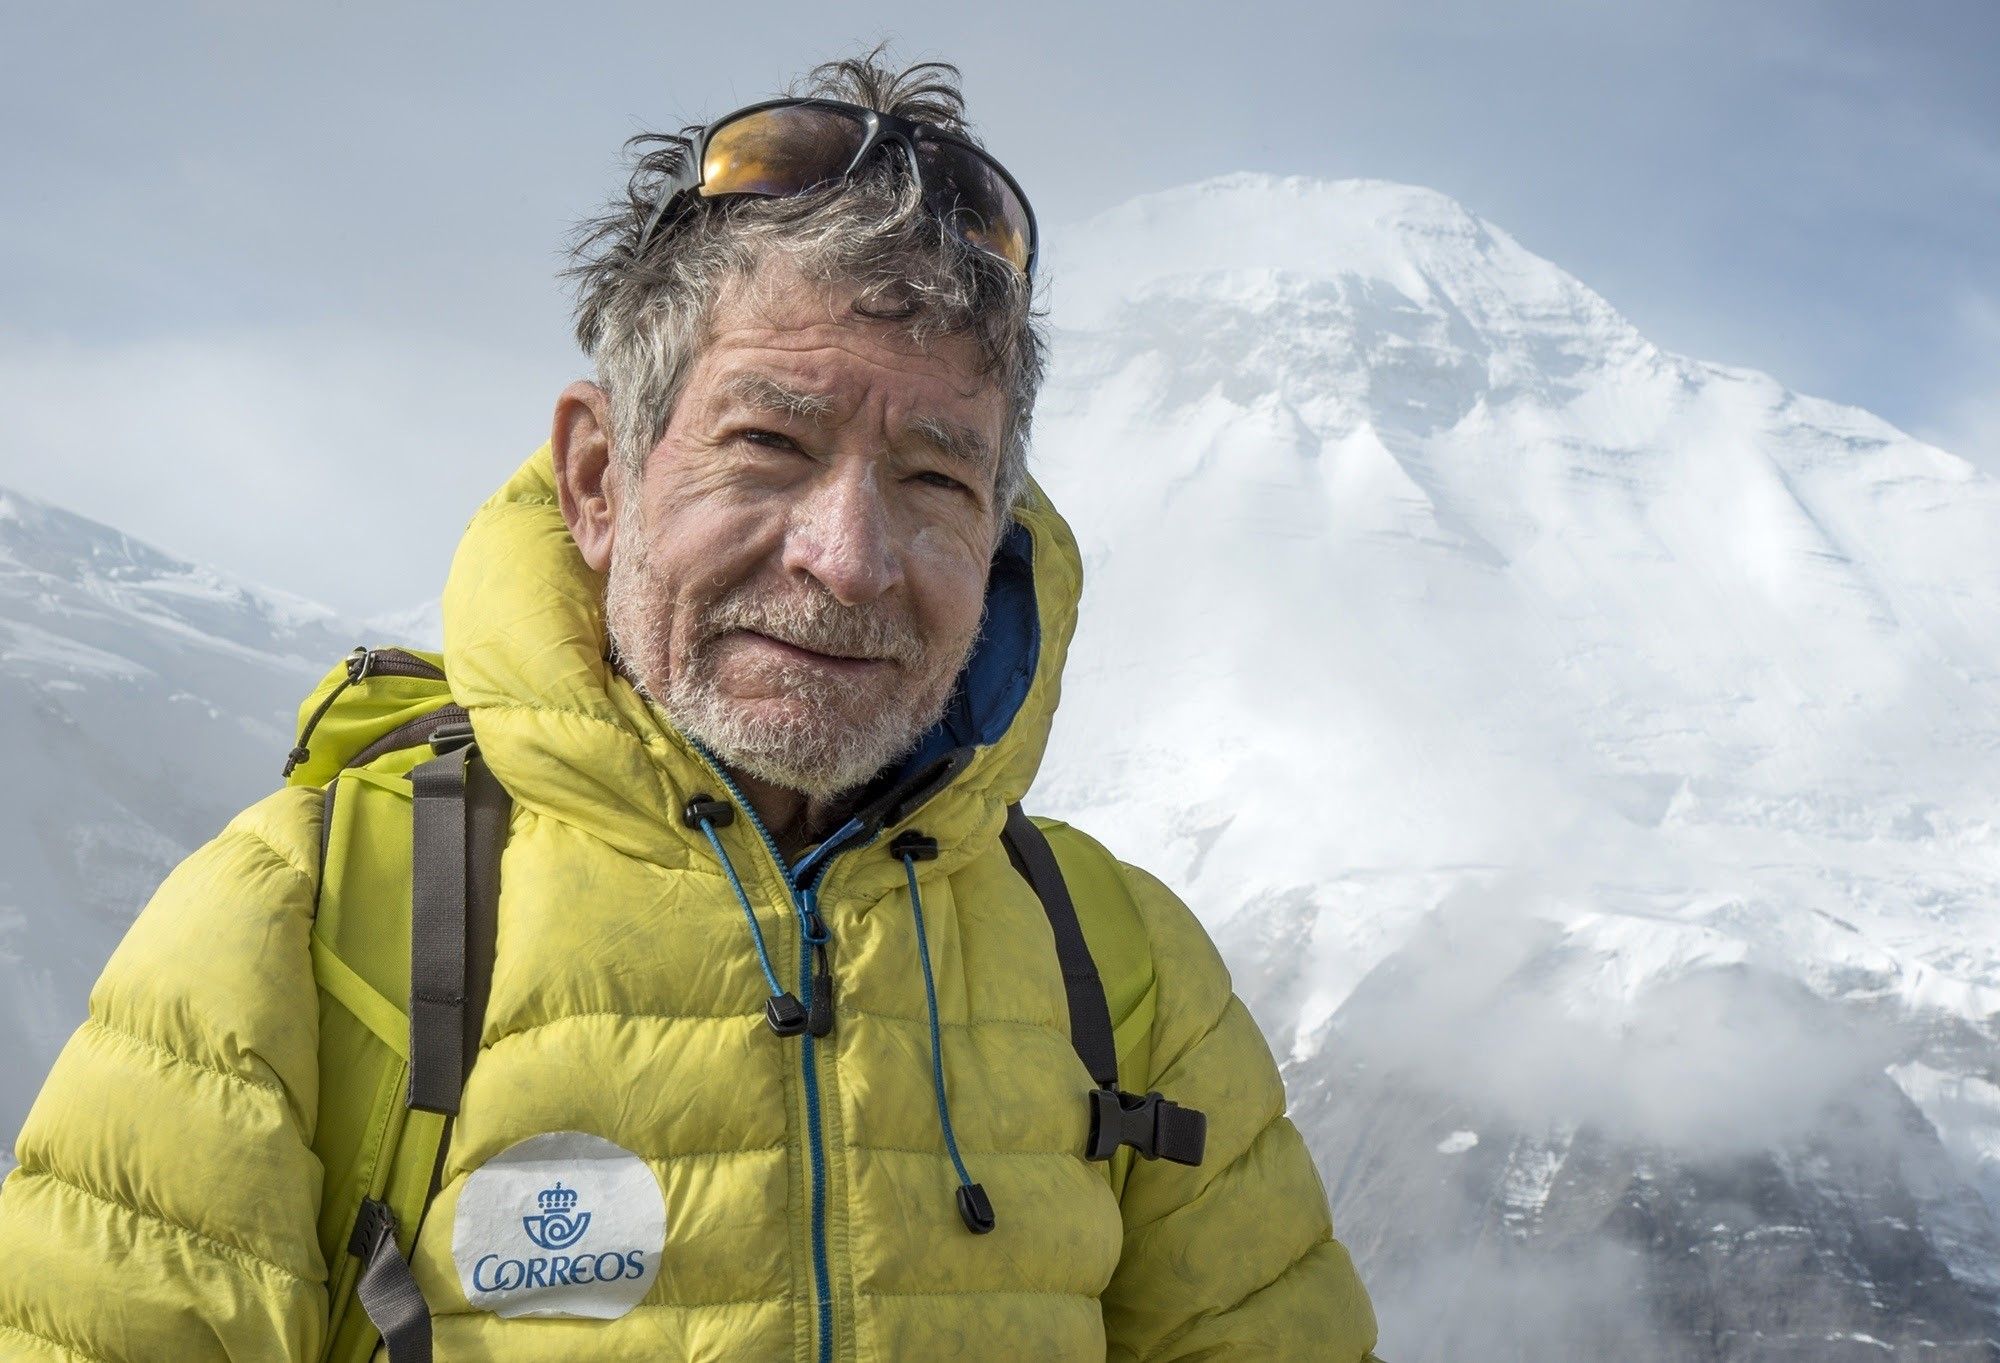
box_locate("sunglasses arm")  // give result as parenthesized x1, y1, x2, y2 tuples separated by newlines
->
(635, 155, 706, 255)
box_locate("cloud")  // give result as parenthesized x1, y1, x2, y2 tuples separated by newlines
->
(1321, 874, 1900, 1154)
(0, 325, 572, 616)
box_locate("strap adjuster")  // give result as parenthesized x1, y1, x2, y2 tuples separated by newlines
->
(1085, 1086, 1207, 1166)
(347, 1195, 436, 1359)
(426, 722, 476, 755)
(347, 1196, 396, 1259)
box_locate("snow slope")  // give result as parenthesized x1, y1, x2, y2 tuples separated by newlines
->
(1029, 174, 2000, 1357)
(1037, 175, 1998, 1026)
(0, 489, 362, 1160)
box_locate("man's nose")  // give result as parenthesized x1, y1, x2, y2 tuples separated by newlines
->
(781, 461, 906, 605)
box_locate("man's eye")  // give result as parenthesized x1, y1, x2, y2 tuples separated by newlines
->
(739, 429, 798, 451)
(914, 470, 968, 492)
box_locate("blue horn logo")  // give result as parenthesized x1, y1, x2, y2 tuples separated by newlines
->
(522, 1181, 592, 1251)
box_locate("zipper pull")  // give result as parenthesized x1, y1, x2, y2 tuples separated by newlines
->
(808, 942, 835, 1036)
(282, 645, 452, 778)
(803, 906, 835, 1036)
(283, 646, 370, 776)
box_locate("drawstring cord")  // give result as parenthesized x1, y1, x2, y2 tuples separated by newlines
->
(694, 815, 786, 996)
(892, 831, 996, 1234)
(684, 796, 809, 1035)
(681, 778, 993, 1235)
(683, 737, 849, 1038)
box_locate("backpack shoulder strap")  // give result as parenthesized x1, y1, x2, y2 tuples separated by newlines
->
(1001, 804, 1119, 1090)
(1001, 804, 1207, 1171)
(311, 717, 508, 1363)
(1030, 819, 1159, 1078)
(405, 739, 470, 1113)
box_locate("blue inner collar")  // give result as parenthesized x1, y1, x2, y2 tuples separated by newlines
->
(894, 518, 1041, 778)
(787, 519, 1042, 882)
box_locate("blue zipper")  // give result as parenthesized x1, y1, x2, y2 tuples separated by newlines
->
(688, 746, 871, 1363)
(795, 879, 835, 1363)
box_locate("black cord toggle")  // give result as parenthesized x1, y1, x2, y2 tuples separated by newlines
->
(683, 794, 735, 828)
(955, 1181, 996, 1234)
(765, 991, 809, 1035)
(889, 830, 939, 862)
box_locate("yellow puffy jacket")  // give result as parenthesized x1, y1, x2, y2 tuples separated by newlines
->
(0, 447, 1378, 1361)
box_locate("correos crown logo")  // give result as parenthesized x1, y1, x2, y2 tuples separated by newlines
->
(453, 1130, 667, 1320)
(522, 1181, 592, 1251)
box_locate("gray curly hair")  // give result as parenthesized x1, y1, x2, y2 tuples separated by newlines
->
(564, 47, 1046, 550)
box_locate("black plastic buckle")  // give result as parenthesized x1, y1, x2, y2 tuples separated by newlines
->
(1086, 1086, 1207, 1165)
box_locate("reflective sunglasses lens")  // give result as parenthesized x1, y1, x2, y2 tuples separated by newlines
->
(701, 104, 867, 198)
(915, 140, 1034, 274)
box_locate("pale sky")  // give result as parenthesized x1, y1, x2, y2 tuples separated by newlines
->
(3, 0, 1995, 617)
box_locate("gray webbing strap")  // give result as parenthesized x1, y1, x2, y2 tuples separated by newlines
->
(407, 740, 472, 1114)
(1002, 804, 1208, 1168)
(351, 1198, 432, 1363)
(338, 719, 507, 1359)
(460, 750, 507, 1106)
(1001, 803, 1120, 1090)
(413, 744, 510, 1204)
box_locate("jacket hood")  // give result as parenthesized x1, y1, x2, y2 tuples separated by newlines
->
(439, 444, 1083, 888)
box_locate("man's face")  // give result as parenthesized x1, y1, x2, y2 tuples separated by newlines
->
(601, 261, 1007, 801)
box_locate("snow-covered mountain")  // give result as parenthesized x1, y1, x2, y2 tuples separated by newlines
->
(3, 172, 1996, 1358)
(1031, 175, 2000, 1359)
(0, 490, 364, 1159)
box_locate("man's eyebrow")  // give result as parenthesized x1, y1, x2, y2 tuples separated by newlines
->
(719, 372, 990, 467)
(720, 373, 837, 422)
(908, 414, 993, 468)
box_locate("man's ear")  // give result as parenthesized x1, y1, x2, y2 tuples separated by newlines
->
(551, 380, 619, 573)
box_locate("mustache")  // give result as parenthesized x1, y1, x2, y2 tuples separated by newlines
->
(698, 586, 926, 668)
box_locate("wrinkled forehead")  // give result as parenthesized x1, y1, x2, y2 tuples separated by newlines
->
(710, 370, 995, 471)
(687, 266, 1007, 440)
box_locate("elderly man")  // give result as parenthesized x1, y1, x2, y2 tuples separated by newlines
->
(0, 52, 1377, 1362)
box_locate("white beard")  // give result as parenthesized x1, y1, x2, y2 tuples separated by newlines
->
(602, 501, 984, 802)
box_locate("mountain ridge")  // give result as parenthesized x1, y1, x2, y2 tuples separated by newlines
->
(1034, 173, 2000, 1356)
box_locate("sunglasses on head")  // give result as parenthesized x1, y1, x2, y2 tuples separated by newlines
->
(636, 97, 1039, 278)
